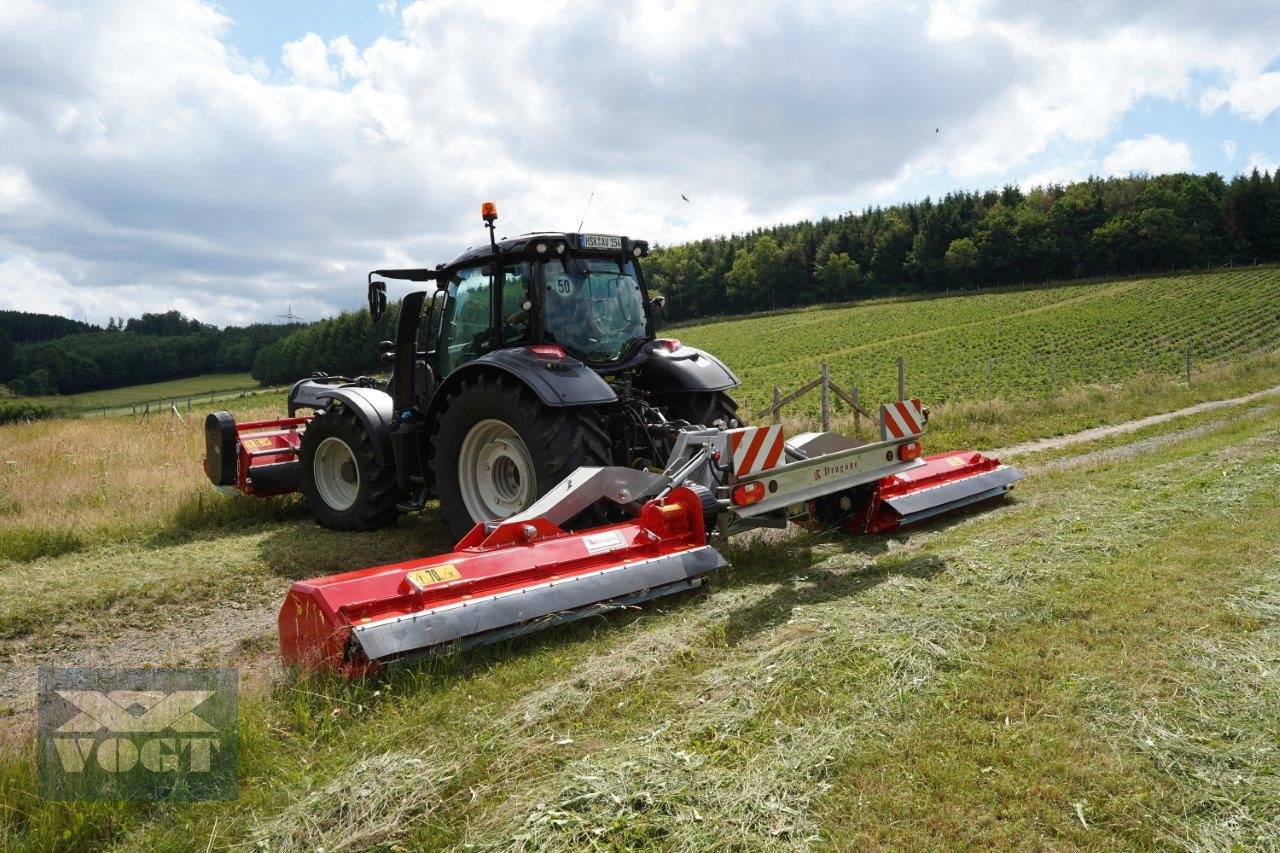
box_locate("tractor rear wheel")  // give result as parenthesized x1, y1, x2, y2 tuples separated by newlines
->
(658, 391, 745, 429)
(298, 404, 400, 531)
(432, 373, 612, 542)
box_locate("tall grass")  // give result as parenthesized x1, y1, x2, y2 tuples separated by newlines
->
(0, 398, 290, 562)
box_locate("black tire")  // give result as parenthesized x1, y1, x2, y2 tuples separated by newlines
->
(431, 373, 612, 542)
(658, 390, 745, 428)
(298, 404, 400, 531)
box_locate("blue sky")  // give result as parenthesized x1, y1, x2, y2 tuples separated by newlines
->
(1, 0, 1277, 325)
(218, 1, 392, 67)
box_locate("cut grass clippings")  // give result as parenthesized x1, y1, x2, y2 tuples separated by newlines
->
(4, 406, 1271, 850)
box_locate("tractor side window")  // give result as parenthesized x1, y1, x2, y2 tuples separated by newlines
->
(499, 262, 532, 346)
(438, 264, 494, 375)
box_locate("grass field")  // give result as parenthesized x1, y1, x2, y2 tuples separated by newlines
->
(25, 372, 262, 413)
(677, 266, 1280, 417)
(2, 379, 1277, 849)
(1, 269, 1279, 849)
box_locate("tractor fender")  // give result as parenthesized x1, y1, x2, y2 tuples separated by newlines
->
(633, 345, 740, 395)
(427, 349, 617, 418)
(304, 385, 395, 465)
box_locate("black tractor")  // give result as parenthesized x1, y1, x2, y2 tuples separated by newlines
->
(227, 204, 744, 541)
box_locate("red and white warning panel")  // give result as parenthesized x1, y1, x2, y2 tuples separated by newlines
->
(726, 425, 786, 476)
(879, 398, 926, 441)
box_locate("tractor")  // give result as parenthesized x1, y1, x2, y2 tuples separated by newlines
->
(207, 202, 743, 541)
(206, 203, 1025, 676)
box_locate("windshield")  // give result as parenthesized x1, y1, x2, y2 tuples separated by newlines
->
(541, 257, 648, 363)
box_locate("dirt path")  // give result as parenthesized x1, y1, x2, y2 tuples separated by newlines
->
(0, 599, 280, 722)
(996, 385, 1280, 457)
(1027, 403, 1278, 473)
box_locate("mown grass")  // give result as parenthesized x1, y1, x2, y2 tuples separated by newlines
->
(2, 403, 1276, 850)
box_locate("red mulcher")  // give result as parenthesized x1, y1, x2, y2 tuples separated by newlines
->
(265, 400, 1022, 676)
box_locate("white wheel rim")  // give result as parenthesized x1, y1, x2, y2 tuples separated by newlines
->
(458, 418, 536, 523)
(313, 436, 360, 512)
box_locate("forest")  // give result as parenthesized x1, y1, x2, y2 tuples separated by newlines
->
(0, 311, 301, 396)
(642, 170, 1280, 320)
(4, 170, 1278, 395)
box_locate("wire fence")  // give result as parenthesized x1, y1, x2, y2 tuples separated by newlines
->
(754, 337, 1280, 429)
(78, 385, 284, 419)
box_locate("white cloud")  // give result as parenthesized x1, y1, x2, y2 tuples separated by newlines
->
(0, 0, 1277, 325)
(281, 32, 339, 87)
(0, 167, 36, 214)
(1245, 151, 1278, 173)
(1103, 134, 1194, 175)
(1202, 70, 1280, 120)
(1223, 139, 1238, 163)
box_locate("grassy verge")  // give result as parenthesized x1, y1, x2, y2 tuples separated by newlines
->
(2, 398, 1276, 850)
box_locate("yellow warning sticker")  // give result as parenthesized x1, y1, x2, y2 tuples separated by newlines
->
(406, 564, 462, 590)
(946, 455, 966, 467)
(244, 437, 273, 450)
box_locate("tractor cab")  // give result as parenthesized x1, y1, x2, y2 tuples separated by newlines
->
(429, 230, 657, 376)
(367, 205, 660, 393)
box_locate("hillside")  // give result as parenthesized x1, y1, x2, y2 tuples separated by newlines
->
(2, 312, 301, 397)
(676, 265, 1280, 417)
(24, 372, 263, 413)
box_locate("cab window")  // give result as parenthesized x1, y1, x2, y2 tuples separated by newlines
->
(499, 263, 532, 346)
(438, 264, 493, 375)
(438, 261, 532, 375)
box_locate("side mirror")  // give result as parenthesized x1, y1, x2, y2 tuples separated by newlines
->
(378, 339, 395, 364)
(649, 295, 667, 313)
(368, 280, 387, 321)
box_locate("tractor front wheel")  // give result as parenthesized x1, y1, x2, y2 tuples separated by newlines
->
(298, 404, 400, 531)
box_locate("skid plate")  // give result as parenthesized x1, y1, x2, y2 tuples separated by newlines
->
(358, 546, 724, 664)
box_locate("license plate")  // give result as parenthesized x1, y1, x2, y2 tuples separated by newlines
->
(581, 233, 622, 250)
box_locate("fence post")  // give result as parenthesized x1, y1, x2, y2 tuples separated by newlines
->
(896, 356, 905, 401)
(143, 402, 150, 418)
(820, 362, 830, 432)
(1185, 342, 1192, 384)
(852, 386, 861, 432)
(772, 386, 781, 425)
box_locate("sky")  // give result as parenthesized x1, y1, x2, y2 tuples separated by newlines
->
(1, 0, 1278, 328)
